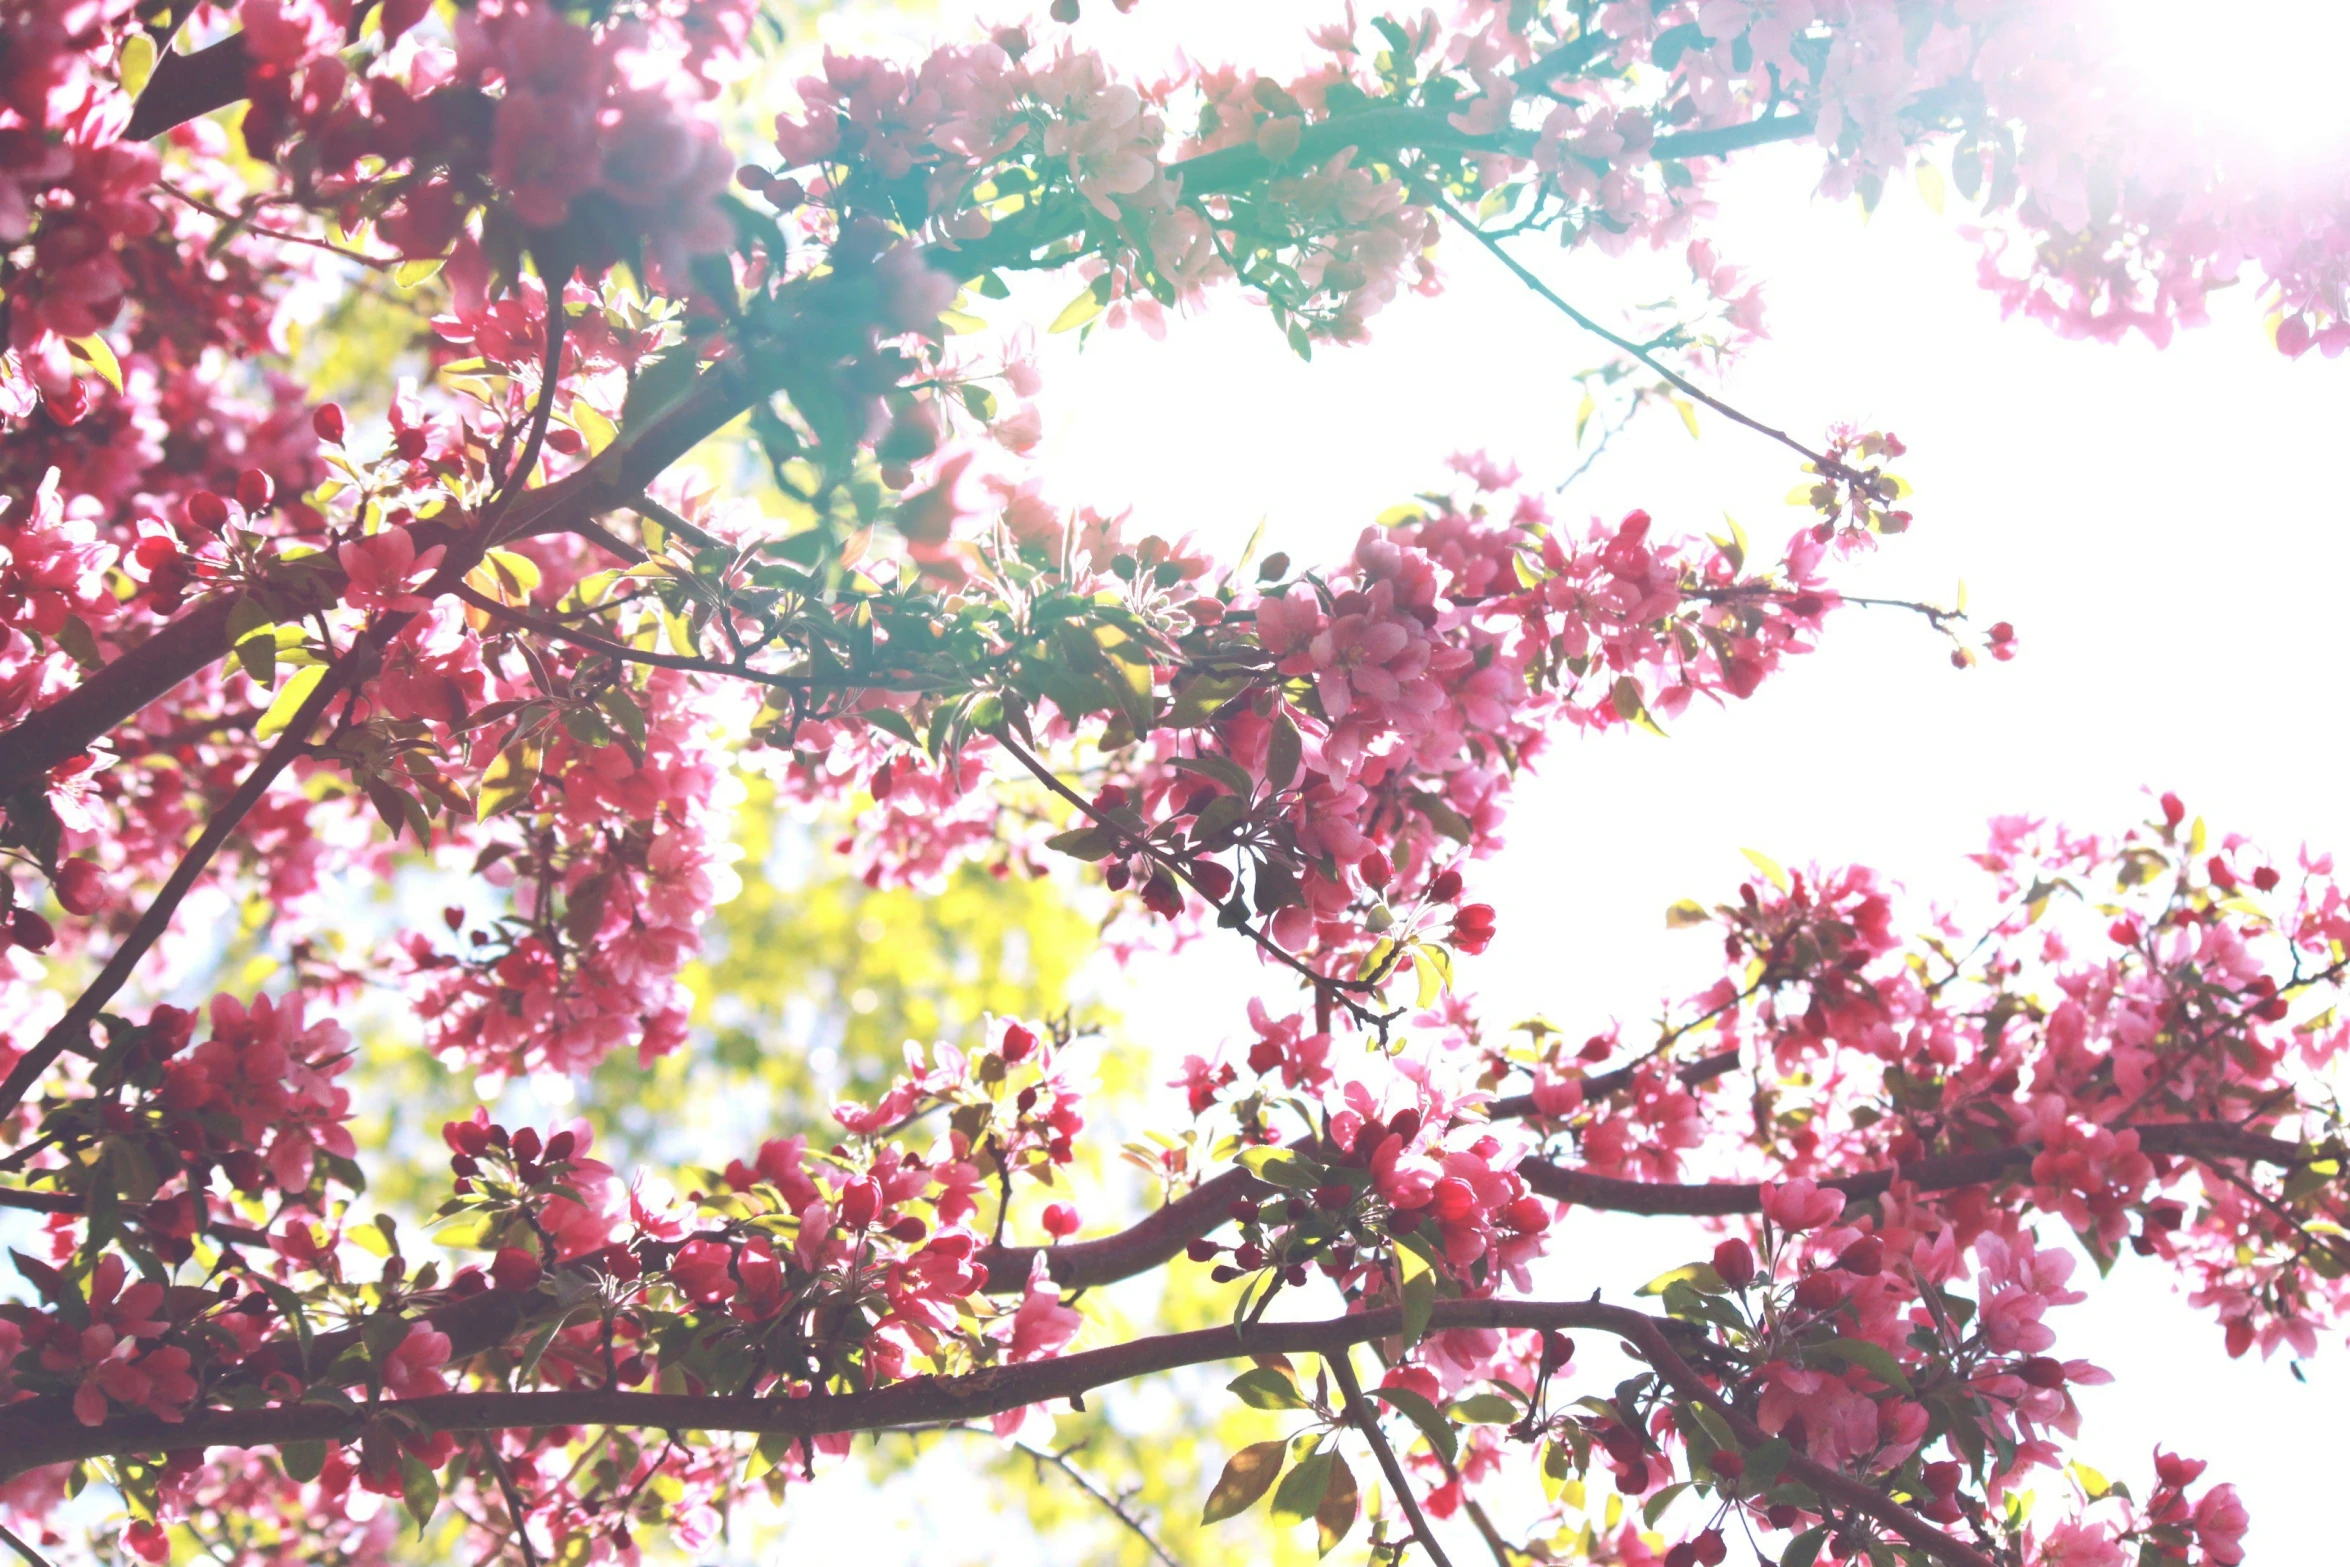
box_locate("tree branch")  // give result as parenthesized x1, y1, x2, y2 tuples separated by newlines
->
(1612, 1311, 1993, 1567)
(0, 645, 354, 1119)
(6, 1295, 1987, 1567)
(1514, 1120, 2310, 1217)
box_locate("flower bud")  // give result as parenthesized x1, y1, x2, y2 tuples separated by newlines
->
(54, 857, 109, 915)
(1711, 1238, 1756, 1288)
(491, 1247, 542, 1292)
(312, 403, 347, 444)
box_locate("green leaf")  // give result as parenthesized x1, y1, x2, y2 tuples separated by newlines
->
(620, 348, 702, 442)
(1808, 1335, 1913, 1394)
(1228, 1366, 1310, 1410)
(1202, 1440, 1287, 1524)
(54, 615, 102, 672)
(399, 1453, 440, 1533)
(235, 631, 277, 687)
(1266, 713, 1302, 792)
(1782, 1525, 1829, 1567)
(1665, 899, 1711, 929)
(66, 334, 123, 394)
(1237, 1147, 1323, 1189)
(1044, 826, 1121, 862)
(514, 1307, 579, 1386)
(1400, 1266, 1436, 1348)
(1371, 1385, 1457, 1466)
(393, 255, 446, 289)
(1637, 1262, 1728, 1297)
(1270, 1447, 1334, 1526)
(255, 663, 328, 740)
(1741, 847, 1791, 892)
(1049, 283, 1107, 334)
(1447, 1393, 1518, 1425)
(1642, 1480, 1689, 1526)
(281, 1440, 327, 1483)
(1316, 1453, 1360, 1556)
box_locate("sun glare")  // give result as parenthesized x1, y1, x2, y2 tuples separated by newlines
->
(2102, 0, 2350, 164)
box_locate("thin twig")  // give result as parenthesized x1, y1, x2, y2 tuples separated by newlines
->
(0, 1522, 55, 1567)
(991, 727, 1390, 1028)
(0, 647, 354, 1120)
(157, 177, 401, 270)
(1016, 1441, 1185, 1567)
(480, 1441, 545, 1567)
(1435, 196, 1887, 496)
(1329, 1347, 1454, 1567)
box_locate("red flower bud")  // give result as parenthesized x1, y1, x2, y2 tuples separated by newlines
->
(1186, 1238, 1221, 1263)
(511, 1127, 542, 1162)
(1712, 1238, 1756, 1287)
(544, 1130, 576, 1163)
(1001, 1023, 1037, 1062)
(54, 857, 109, 916)
(312, 403, 347, 444)
(237, 469, 275, 512)
(2017, 1355, 2067, 1388)
(840, 1177, 881, 1230)
(1042, 1201, 1079, 1238)
(1427, 869, 1464, 902)
(10, 908, 55, 952)
(1357, 849, 1392, 889)
(1793, 1270, 1842, 1310)
(187, 490, 230, 532)
(491, 1247, 542, 1292)
(2161, 791, 2186, 828)
(1709, 1449, 1745, 1479)
(1836, 1235, 1884, 1275)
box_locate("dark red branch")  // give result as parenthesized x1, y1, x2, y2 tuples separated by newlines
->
(1515, 1120, 2307, 1216)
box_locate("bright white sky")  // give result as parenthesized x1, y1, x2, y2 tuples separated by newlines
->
(775, 0, 2350, 1558)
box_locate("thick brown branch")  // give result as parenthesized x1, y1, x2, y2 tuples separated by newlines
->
(976, 1167, 1267, 1292)
(0, 1186, 267, 1247)
(1, 1298, 1991, 1567)
(995, 1118, 2304, 1295)
(1516, 1120, 2308, 1217)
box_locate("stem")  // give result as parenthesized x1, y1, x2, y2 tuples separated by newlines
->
(1331, 1347, 1455, 1567)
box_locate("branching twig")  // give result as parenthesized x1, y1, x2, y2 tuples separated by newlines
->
(0, 646, 354, 1120)
(992, 727, 1391, 1030)
(1435, 196, 1887, 496)
(1014, 1440, 1184, 1567)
